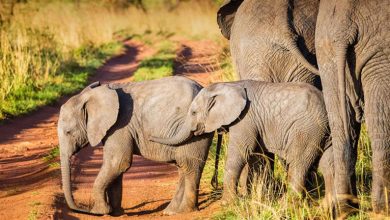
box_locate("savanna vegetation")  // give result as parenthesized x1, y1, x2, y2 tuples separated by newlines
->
(0, 0, 375, 219)
(0, 0, 221, 120)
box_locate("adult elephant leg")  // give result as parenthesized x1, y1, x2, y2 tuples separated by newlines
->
(363, 73, 390, 214)
(316, 50, 359, 215)
(163, 168, 185, 215)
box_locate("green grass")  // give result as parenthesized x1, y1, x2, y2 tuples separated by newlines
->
(27, 199, 42, 220)
(42, 146, 61, 168)
(0, 33, 121, 120)
(133, 40, 176, 82)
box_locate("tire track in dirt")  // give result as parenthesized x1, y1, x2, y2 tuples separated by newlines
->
(0, 39, 222, 220)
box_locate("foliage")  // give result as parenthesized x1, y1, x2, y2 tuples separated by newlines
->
(0, 0, 219, 120)
(133, 40, 176, 82)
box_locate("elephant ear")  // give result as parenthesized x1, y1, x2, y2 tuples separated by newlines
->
(83, 85, 119, 146)
(204, 84, 247, 133)
(217, 0, 244, 39)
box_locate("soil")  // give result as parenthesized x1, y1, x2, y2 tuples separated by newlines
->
(0, 39, 222, 220)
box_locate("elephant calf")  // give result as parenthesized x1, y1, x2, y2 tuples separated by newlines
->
(151, 80, 334, 202)
(58, 76, 214, 216)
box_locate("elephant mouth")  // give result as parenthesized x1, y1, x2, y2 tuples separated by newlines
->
(194, 123, 205, 136)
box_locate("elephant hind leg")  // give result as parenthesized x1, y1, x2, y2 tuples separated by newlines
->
(363, 75, 390, 215)
(286, 139, 322, 197)
(318, 147, 335, 211)
(108, 174, 124, 216)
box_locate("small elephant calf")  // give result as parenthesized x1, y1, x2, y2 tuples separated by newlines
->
(58, 76, 214, 216)
(151, 80, 334, 203)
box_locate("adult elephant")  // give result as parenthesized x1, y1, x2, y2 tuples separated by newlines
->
(218, 0, 320, 85)
(316, 0, 390, 215)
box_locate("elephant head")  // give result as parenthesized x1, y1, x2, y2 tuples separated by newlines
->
(150, 83, 247, 145)
(57, 82, 119, 213)
(217, 0, 244, 39)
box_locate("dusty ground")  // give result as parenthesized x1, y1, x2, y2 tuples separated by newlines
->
(0, 39, 222, 220)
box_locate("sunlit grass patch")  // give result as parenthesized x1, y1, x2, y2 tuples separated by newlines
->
(133, 40, 176, 81)
(0, 38, 121, 119)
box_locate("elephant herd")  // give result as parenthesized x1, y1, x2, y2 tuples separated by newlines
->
(57, 0, 390, 218)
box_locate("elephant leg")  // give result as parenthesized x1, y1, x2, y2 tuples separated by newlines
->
(107, 174, 124, 216)
(177, 168, 202, 213)
(287, 162, 310, 197)
(318, 147, 335, 210)
(363, 77, 390, 214)
(91, 143, 132, 215)
(163, 168, 185, 215)
(287, 138, 323, 198)
(222, 143, 250, 202)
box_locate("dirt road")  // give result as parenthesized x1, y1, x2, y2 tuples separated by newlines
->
(0, 39, 222, 220)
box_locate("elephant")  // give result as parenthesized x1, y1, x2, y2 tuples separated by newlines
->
(217, 0, 320, 85)
(150, 80, 334, 202)
(217, 0, 324, 192)
(57, 76, 215, 216)
(315, 0, 390, 215)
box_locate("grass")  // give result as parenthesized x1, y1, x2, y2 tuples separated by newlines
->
(133, 40, 176, 81)
(43, 146, 60, 168)
(0, 0, 220, 121)
(27, 200, 42, 220)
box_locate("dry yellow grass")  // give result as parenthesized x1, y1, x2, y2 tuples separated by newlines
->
(0, 1, 221, 119)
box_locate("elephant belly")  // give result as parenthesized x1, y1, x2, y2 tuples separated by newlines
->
(138, 143, 176, 164)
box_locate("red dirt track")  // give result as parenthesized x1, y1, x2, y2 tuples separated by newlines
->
(0, 39, 222, 220)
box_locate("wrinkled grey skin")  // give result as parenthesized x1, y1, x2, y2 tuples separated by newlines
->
(218, 0, 320, 84)
(58, 76, 213, 216)
(151, 80, 333, 202)
(315, 0, 390, 215)
(218, 0, 323, 192)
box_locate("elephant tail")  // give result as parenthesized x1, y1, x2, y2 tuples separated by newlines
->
(336, 45, 350, 147)
(288, 42, 319, 75)
(211, 132, 223, 189)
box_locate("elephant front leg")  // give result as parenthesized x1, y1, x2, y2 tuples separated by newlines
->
(91, 145, 132, 215)
(222, 144, 246, 203)
(175, 169, 202, 213)
(163, 169, 185, 215)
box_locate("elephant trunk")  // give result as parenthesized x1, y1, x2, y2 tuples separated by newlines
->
(60, 145, 89, 213)
(149, 119, 193, 146)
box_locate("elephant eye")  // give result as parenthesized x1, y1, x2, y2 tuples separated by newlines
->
(65, 130, 71, 135)
(191, 111, 197, 116)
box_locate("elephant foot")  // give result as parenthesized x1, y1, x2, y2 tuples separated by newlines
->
(320, 196, 333, 211)
(91, 202, 112, 215)
(335, 194, 359, 220)
(221, 192, 236, 206)
(163, 202, 180, 216)
(163, 205, 198, 215)
(372, 198, 390, 215)
(111, 207, 125, 217)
